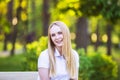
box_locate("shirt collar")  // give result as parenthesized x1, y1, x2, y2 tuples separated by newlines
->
(54, 48, 61, 57)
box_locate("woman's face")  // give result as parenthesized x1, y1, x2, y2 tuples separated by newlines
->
(50, 25, 64, 48)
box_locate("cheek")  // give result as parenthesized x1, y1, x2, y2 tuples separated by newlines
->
(50, 36, 55, 42)
(61, 35, 64, 39)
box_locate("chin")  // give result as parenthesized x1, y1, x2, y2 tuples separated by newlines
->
(56, 44, 63, 47)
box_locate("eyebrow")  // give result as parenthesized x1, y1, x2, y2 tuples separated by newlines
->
(50, 31, 62, 36)
(58, 31, 62, 34)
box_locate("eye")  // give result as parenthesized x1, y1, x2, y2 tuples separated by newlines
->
(58, 31, 62, 34)
(51, 33, 55, 37)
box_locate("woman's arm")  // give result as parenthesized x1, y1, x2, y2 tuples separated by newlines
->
(38, 68, 50, 80)
(75, 68, 79, 80)
(70, 68, 79, 80)
(76, 68, 79, 80)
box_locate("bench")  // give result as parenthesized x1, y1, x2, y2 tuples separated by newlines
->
(0, 72, 38, 80)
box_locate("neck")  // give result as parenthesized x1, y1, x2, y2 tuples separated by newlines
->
(56, 46, 62, 55)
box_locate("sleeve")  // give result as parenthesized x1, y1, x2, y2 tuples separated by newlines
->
(38, 50, 49, 68)
(73, 50, 80, 68)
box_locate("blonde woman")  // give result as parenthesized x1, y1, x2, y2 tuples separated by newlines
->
(38, 21, 79, 80)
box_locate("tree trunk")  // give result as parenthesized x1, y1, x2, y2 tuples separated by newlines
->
(3, 0, 13, 51)
(3, 33, 9, 51)
(106, 23, 112, 55)
(42, 0, 50, 36)
(75, 17, 89, 52)
(28, 0, 36, 33)
(10, 0, 22, 56)
(31, 0, 36, 33)
(10, 26, 17, 56)
(95, 24, 100, 51)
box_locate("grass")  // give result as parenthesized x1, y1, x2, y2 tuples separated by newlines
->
(0, 54, 26, 71)
(0, 41, 25, 71)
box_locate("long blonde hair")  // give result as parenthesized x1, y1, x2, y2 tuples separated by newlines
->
(48, 21, 77, 79)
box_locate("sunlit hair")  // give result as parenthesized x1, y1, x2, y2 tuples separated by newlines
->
(48, 21, 77, 79)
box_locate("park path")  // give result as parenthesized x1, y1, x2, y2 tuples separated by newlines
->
(0, 49, 23, 57)
(0, 51, 10, 57)
(0, 72, 38, 80)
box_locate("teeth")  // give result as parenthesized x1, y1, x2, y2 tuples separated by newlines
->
(55, 39, 63, 44)
(56, 41, 61, 43)
(56, 40, 61, 43)
(56, 40, 61, 42)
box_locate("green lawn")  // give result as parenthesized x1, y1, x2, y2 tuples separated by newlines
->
(0, 54, 26, 71)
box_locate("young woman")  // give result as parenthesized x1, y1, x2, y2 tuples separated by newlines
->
(38, 21, 79, 80)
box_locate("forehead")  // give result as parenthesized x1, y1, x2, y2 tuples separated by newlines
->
(50, 25, 62, 34)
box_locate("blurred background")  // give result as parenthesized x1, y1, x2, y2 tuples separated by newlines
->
(0, 0, 120, 80)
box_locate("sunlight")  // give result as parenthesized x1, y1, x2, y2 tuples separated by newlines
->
(21, 12, 27, 21)
(102, 34, 108, 43)
(12, 17, 18, 26)
(91, 33, 97, 42)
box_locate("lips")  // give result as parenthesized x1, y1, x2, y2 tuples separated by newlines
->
(55, 39, 63, 45)
(55, 39, 62, 43)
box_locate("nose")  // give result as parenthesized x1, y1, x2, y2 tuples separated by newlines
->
(55, 34, 60, 39)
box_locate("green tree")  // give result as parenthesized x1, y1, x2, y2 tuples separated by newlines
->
(42, 0, 50, 36)
(0, 0, 11, 51)
(56, 0, 120, 55)
(83, 0, 120, 55)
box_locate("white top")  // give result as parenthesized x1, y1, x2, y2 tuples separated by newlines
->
(37, 48, 79, 80)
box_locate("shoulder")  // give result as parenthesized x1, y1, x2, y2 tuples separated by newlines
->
(72, 49, 79, 58)
(38, 49, 49, 68)
(38, 49, 49, 62)
(72, 49, 80, 67)
(39, 49, 49, 57)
